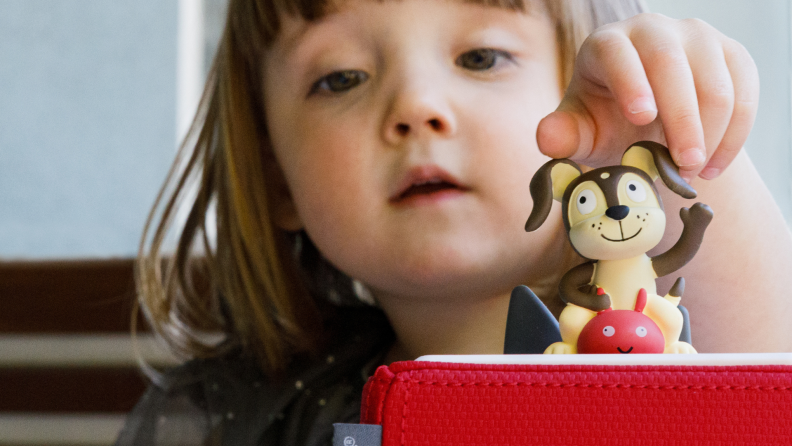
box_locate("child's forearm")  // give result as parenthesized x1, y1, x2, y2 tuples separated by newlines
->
(651, 150, 792, 353)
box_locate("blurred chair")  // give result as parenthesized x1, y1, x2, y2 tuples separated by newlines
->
(0, 259, 174, 446)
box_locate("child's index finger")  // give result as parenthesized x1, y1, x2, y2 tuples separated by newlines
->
(538, 24, 665, 167)
(575, 27, 657, 126)
(630, 27, 707, 182)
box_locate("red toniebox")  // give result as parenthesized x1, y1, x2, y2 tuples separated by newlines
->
(355, 354, 792, 446)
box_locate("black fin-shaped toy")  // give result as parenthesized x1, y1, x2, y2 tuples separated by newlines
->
(503, 285, 562, 354)
(678, 305, 691, 345)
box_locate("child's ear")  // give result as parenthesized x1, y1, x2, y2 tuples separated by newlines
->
(525, 159, 581, 232)
(621, 141, 697, 199)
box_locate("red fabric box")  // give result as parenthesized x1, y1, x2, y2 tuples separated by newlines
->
(361, 360, 792, 445)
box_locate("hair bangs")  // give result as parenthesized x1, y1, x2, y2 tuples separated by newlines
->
(231, 0, 547, 57)
(464, 0, 531, 13)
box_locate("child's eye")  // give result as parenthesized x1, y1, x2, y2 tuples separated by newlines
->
(310, 70, 369, 95)
(456, 48, 513, 71)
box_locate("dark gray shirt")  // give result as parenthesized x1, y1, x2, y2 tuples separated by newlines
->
(114, 307, 394, 446)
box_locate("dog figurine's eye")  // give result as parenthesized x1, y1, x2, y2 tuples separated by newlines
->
(626, 180, 646, 203)
(576, 189, 597, 215)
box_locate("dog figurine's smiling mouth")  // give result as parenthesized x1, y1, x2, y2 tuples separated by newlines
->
(601, 225, 642, 242)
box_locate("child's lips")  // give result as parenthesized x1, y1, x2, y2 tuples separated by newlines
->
(389, 165, 469, 205)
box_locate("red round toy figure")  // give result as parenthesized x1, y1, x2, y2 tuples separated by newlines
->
(577, 289, 665, 354)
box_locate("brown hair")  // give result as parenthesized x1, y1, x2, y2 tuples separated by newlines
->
(136, 0, 648, 378)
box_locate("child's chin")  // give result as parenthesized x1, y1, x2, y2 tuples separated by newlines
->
(376, 260, 520, 301)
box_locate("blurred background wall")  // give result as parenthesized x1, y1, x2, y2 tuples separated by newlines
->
(0, 1, 178, 259)
(0, 3, 195, 445)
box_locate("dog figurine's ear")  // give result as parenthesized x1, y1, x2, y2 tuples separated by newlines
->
(526, 159, 581, 232)
(621, 141, 697, 199)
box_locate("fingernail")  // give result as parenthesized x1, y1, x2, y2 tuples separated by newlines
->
(629, 97, 657, 114)
(699, 166, 721, 180)
(676, 148, 705, 167)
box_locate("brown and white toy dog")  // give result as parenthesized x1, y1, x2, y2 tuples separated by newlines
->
(526, 141, 713, 354)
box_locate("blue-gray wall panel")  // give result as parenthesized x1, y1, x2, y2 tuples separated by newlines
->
(0, 1, 178, 257)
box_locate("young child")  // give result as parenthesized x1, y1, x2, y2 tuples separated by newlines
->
(116, 0, 792, 444)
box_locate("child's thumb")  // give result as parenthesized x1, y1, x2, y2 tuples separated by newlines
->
(536, 107, 594, 162)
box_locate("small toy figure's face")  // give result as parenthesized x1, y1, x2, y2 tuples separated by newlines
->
(566, 169, 665, 260)
(577, 308, 665, 354)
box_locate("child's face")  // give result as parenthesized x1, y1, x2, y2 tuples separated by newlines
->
(263, 0, 562, 300)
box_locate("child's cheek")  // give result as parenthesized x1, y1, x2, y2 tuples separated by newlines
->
(288, 135, 381, 243)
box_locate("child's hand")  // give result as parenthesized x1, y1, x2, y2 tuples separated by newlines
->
(537, 13, 759, 182)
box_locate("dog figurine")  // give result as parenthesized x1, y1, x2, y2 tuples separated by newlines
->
(525, 141, 712, 354)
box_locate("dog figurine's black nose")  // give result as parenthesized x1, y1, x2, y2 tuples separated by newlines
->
(605, 205, 630, 220)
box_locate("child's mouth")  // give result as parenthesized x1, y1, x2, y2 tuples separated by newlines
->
(398, 179, 459, 200)
(390, 166, 468, 205)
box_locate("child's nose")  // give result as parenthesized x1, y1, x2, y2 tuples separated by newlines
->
(382, 87, 456, 144)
